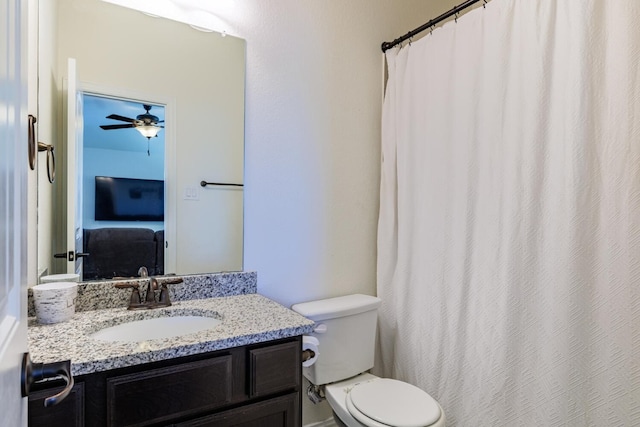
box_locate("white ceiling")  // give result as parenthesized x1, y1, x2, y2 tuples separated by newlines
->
(100, 0, 240, 35)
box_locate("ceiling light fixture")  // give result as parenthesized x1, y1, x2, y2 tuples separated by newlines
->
(136, 124, 161, 156)
(136, 124, 161, 139)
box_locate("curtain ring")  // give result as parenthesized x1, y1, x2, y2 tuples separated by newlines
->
(483, 0, 487, 8)
(455, 12, 459, 23)
(430, 25, 435, 35)
(37, 142, 55, 183)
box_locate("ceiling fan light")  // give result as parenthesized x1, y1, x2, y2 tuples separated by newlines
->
(136, 125, 160, 139)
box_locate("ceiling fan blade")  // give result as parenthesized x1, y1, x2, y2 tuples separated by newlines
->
(106, 114, 136, 123)
(100, 124, 135, 130)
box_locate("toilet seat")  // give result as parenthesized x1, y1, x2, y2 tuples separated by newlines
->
(345, 378, 441, 427)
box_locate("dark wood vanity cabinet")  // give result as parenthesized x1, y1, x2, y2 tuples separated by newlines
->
(28, 337, 302, 427)
(28, 382, 85, 427)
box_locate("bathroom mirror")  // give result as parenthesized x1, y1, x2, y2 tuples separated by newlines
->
(37, 0, 245, 281)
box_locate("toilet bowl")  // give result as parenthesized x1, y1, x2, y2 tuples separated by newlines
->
(325, 373, 445, 427)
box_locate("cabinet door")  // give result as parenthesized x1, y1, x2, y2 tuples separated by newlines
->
(248, 341, 300, 397)
(107, 355, 232, 427)
(174, 392, 299, 427)
(28, 382, 84, 427)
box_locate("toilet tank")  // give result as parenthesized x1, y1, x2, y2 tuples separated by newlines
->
(292, 294, 381, 386)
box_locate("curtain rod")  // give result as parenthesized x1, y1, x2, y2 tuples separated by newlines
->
(381, 0, 485, 52)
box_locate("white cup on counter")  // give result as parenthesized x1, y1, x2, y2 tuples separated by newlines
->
(32, 282, 78, 324)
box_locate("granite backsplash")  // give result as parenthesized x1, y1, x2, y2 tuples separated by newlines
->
(28, 271, 257, 317)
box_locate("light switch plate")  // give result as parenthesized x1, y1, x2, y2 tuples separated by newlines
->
(184, 187, 200, 200)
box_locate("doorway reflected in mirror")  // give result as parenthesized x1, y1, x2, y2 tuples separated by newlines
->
(81, 94, 165, 280)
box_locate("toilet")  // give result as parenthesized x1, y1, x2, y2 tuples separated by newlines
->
(292, 294, 445, 427)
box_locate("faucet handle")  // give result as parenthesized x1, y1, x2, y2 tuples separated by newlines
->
(114, 282, 141, 308)
(156, 278, 183, 307)
(160, 278, 183, 285)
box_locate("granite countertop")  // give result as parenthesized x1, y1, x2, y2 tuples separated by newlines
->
(28, 294, 315, 376)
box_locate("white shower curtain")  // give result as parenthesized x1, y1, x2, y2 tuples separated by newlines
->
(378, 1, 639, 425)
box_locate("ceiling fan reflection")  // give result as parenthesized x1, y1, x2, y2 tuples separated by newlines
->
(99, 104, 164, 155)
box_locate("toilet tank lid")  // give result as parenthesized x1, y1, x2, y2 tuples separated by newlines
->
(292, 294, 382, 321)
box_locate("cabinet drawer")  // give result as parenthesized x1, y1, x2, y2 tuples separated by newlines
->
(107, 355, 232, 427)
(174, 392, 300, 427)
(28, 382, 84, 427)
(249, 340, 300, 397)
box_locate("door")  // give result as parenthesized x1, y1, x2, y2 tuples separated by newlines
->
(0, 0, 29, 424)
(64, 58, 85, 275)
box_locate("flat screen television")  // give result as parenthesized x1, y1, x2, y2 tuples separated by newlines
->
(95, 176, 164, 221)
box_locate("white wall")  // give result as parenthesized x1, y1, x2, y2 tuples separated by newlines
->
(215, 1, 458, 305)
(204, 2, 458, 424)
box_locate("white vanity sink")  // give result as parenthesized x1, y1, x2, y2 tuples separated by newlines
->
(90, 315, 222, 342)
